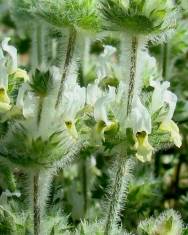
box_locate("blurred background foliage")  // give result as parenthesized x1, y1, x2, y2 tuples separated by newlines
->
(0, 0, 188, 234)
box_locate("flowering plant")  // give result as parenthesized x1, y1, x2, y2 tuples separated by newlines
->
(0, 0, 187, 235)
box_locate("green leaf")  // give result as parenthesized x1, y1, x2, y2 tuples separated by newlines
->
(30, 69, 52, 97)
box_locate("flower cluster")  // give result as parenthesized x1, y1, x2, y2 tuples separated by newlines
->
(83, 46, 181, 162)
(0, 38, 85, 170)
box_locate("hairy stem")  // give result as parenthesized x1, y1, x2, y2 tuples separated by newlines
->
(126, 36, 139, 116)
(33, 172, 40, 235)
(45, 30, 52, 65)
(104, 155, 132, 235)
(37, 97, 44, 128)
(55, 28, 77, 108)
(55, 32, 65, 68)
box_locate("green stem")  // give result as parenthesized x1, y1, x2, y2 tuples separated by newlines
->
(126, 36, 139, 116)
(55, 28, 77, 108)
(55, 32, 65, 68)
(33, 172, 40, 235)
(104, 155, 127, 235)
(104, 36, 140, 234)
(41, 25, 49, 67)
(37, 97, 44, 128)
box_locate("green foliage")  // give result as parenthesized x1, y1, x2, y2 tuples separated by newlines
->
(149, 128, 172, 151)
(35, 0, 101, 32)
(74, 221, 131, 235)
(0, 200, 69, 235)
(0, 205, 32, 235)
(123, 172, 161, 232)
(138, 210, 184, 235)
(11, 0, 37, 23)
(30, 69, 53, 97)
(8, 72, 25, 102)
(100, 0, 176, 36)
(99, 76, 119, 91)
(0, 161, 16, 192)
(0, 124, 67, 169)
(170, 21, 188, 57)
(0, 0, 188, 235)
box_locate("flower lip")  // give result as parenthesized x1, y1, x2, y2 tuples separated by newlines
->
(1, 37, 18, 73)
(135, 131, 153, 162)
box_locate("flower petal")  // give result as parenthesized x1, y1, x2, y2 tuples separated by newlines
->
(2, 38, 17, 73)
(135, 132, 153, 162)
(150, 80, 170, 114)
(163, 90, 177, 120)
(160, 120, 182, 148)
(129, 96, 152, 134)
(13, 68, 30, 81)
(94, 96, 109, 123)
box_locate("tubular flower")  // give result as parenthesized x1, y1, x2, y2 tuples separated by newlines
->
(86, 81, 103, 106)
(128, 96, 152, 135)
(159, 120, 182, 148)
(1, 38, 29, 79)
(0, 87, 11, 113)
(0, 47, 10, 112)
(151, 80, 182, 148)
(0, 38, 30, 114)
(13, 68, 30, 81)
(16, 84, 37, 118)
(97, 45, 117, 80)
(2, 38, 17, 73)
(128, 96, 153, 162)
(62, 79, 86, 139)
(93, 88, 118, 141)
(135, 131, 154, 162)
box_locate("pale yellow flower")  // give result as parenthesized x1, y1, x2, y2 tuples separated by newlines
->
(95, 120, 118, 141)
(159, 120, 182, 148)
(65, 121, 78, 139)
(13, 68, 29, 81)
(135, 132, 153, 162)
(0, 87, 11, 112)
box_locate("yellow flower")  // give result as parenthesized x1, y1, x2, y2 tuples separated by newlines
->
(159, 120, 182, 148)
(95, 120, 118, 141)
(65, 121, 78, 139)
(13, 68, 29, 81)
(0, 87, 11, 113)
(135, 132, 153, 162)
